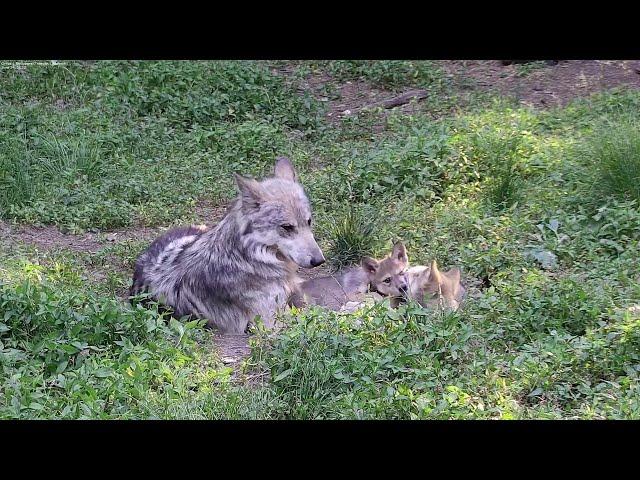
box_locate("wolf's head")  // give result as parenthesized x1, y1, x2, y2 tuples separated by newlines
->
(408, 260, 464, 311)
(234, 157, 325, 269)
(361, 241, 409, 302)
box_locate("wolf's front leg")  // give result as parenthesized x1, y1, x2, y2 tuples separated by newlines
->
(288, 291, 308, 308)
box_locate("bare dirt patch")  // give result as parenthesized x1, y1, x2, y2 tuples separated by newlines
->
(274, 63, 398, 127)
(1, 220, 105, 254)
(0, 199, 229, 256)
(212, 333, 252, 366)
(439, 60, 640, 108)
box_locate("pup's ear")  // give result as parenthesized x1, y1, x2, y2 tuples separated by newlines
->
(392, 241, 408, 264)
(445, 268, 462, 297)
(445, 267, 461, 285)
(428, 259, 442, 284)
(361, 257, 380, 275)
(234, 173, 265, 211)
(274, 156, 297, 182)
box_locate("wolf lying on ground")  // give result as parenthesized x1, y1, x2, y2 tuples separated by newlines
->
(292, 241, 410, 311)
(406, 259, 465, 311)
(130, 157, 325, 334)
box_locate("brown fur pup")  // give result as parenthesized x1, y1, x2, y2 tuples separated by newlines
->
(406, 259, 465, 311)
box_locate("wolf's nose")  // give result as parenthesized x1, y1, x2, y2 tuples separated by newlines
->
(399, 283, 408, 293)
(310, 255, 325, 268)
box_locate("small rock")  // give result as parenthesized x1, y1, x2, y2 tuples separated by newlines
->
(342, 109, 352, 116)
(627, 305, 640, 315)
(54, 98, 68, 110)
(525, 248, 558, 270)
(533, 85, 543, 91)
(221, 357, 236, 364)
(106, 234, 117, 242)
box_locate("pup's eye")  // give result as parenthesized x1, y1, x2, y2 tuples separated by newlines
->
(384, 278, 391, 284)
(281, 224, 296, 233)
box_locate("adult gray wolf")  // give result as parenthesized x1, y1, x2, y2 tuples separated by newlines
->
(130, 157, 325, 333)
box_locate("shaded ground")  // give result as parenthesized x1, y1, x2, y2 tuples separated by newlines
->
(286, 60, 640, 118)
(439, 60, 640, 108)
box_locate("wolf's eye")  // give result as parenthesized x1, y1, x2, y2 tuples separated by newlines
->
(384, 277, 391, 284)
(281, 224, 296, 234)
(307, 218, 312, 227)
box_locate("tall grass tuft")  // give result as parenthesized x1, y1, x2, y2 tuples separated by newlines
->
(324, 206, 377, 271)
(470, 127, 526, 211)
(0, 145, 36, 214)
(35, 135, 105, 180)
(485, 156, 523, 211)
(580, 119, 640, 202)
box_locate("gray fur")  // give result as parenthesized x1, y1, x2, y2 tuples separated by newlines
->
(130, 157, 324, 334)
(293, 266, 373, 311)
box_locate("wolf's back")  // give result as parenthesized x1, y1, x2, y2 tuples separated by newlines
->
(130, 225, 208, 298)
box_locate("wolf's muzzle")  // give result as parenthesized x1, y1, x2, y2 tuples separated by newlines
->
(310, 255, 325, 268)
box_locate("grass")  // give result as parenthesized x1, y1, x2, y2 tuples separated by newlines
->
(0, 60, 324, 232)
(1, 61, 640, 419)
(0, 270, 219, 419)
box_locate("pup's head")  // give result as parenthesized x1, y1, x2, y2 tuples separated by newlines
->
(234, 157, 325, 269)
(362, 241, 409, 301)
(412, 259, 464, 311)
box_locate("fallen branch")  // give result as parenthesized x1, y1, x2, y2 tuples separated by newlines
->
(341, 89, 428, 116)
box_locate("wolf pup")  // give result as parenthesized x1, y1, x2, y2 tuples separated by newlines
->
(406, 259, 465, 311)
(130, 157, 325, 334)
(293, 241, 410, 310)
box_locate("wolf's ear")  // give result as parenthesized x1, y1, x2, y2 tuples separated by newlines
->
(274, 157, 297, 182)
(234, 173, 265, 211)
(392, 241, 408, 264)
(361, 257, 380, 275)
